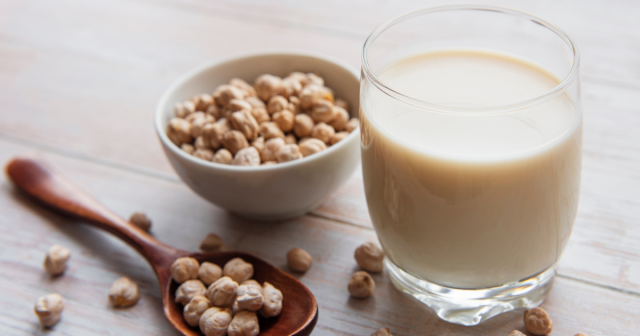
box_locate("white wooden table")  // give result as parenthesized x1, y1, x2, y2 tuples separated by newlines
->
(0, 0, 639, 335)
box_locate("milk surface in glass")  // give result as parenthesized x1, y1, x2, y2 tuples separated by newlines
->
(361, 49, 582, 289)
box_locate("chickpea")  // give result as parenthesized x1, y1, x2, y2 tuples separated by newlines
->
(43, 244, 70, 276)
(207, 276, 239, 307)
(304, 73, 324, 87)
(224, 99, 253, 119)
(206, 104, 222, 119)
(199, 262, 223, 286)
(175, 279, 207, 305)
(259, 121, 285, 140)
(202, 118, 232, 150)
(281, 77, 302, 98)
(227, 311, 260, 336)
(299, 138, 327, 157)
(348, 271, 375, 298)
(371, 328, 392, 336)
(108, 277, 140, 307)
(171, 257, 200, 283)
(192, 93, 214, 112)
(167, 118, 193, 146)
(231, 147, 260, 166)
(193, 148, 214, 161)
(293, 113, 314, 138)
(300, 84, 333, 109)
(213, 85, 245, 107)
(223, 258, 254, 283)
(287, 247, 312, 273)
(194, 136, 211, 150)
(273, 110, 295, 132)
(311, 122, 335, 144)
(200, 233, 227, 253)
(181, 143, 195, 155)
(259, 282, 283, 318)
(174, 100, 196, 118)
(262, 161, 277, 166)
(245, 96, 266, 111)
(354, 242, 384, 273)
(275, 144, 303, 163)
(524, 307, 553, 335)
(230, 78, 257, 97)
(230, 110, 259, 141)
(183, 295, 211, 327)
(267, 95, 289, 115)
(250, 106, 270, 124)
(235, 281, 264, 311)
(288, 96, 301, 114)
(329, 106, 349, 131)
(187, 111, 215, 137)
(284, 134, 297, 145)
(34, 293, 64, 327)
(335, 98, 350, 112)
(345, 117, 360, 133)
(254, 74, 283, 101)
(330, 131, 349, 145)
(261, 137, 285, 162)
(213, 148, 233, 165)
(200, 307, 232, 336)
(129, 212, 151, 231)
(251, 136, 265, 153)
(310, 99, 336, 123)
(222, 130, 249, 155)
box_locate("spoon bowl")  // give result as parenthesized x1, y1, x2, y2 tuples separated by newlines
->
(6, 156, 318, 336)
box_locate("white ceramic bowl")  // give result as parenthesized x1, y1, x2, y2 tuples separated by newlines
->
(155, 51, 361, 221)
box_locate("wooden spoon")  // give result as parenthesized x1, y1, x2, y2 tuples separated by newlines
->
(6, 156, 318, 336)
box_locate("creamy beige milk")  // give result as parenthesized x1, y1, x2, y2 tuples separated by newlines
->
(361, 50, 582, 289)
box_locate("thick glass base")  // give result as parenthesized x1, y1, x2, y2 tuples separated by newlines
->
(386, 259, 556, 326)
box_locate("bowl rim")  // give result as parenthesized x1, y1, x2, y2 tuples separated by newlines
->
(154, 50, 361, 172)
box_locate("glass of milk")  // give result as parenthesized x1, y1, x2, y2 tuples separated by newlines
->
(360, 5, 581, 325)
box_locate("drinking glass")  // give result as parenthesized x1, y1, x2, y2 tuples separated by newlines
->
(360, 5, 581, 325)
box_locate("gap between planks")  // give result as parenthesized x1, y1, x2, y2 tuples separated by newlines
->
(2, 135, 639, 299)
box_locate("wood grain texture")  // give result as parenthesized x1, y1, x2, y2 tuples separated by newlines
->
(1, 141, 640, 335)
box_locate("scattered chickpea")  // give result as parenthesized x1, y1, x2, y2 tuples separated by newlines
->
(108, 277, 140, 308)
(193, 148, 214, 161)
(34, 293, 64, 327)
(261, 137, 286, 162)
(129, 212, 151, 231)
(43, 245, 70, 276)
(175, 279, 207, 305)
(167, 118, 193, 146)
(259, 121, 285, 140)
(524, 307, 554, 335)
(348, 271, 375, 298)
(254, 74, 284, 101)
(355, 242, 385, 273)
(508, 331, 526, 336)
(259, 282, 283, 318)
(214, 84, 246, 107)
(207, 276, 239, 307)
(199, 262, 223, 286)
(174, 100, 196, 118)
(311, 122, 335, 144)
(230, 110, 259, 140)
(267, 95, 289, 114)
(251, 136, 265, 153)
(223, 258, 254, 283)
(171, 257, 200, 283)
(345, 117, 360, 133)
(223, 130, 249, 155)
(200, 233, 227, 253)
(183, 295, 211, 327)
(371, 328, 392, 336)
(235, 281, 264, 311)
(287, 247, 312, 273)
(276, 144, 303, 163)
(181, 143, 195, 155)
(329, 106, 349, 131)
(200, 307, 233, 336)
(273, 110, 295, 132)
(293, 114, 314, 138)
(299, 138, 327, 157)
(330, 131, 349, 145)
(227, 311, 260, 336)
(231, 147, 260, 166)
(213, 148, 233, 164)
(310, 99, 336, 123)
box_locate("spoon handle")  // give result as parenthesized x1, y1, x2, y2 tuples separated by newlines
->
(5, 156, 181, 267)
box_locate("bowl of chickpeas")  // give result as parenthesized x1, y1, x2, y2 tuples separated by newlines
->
(155, 51, 360, 220)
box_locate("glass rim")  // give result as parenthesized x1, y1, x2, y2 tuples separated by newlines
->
(361, 5, 581, 115)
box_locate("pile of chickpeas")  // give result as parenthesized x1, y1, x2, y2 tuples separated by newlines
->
(166, 72, 359, 166)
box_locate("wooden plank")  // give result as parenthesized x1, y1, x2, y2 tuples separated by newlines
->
(1, 140, 639, 335)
